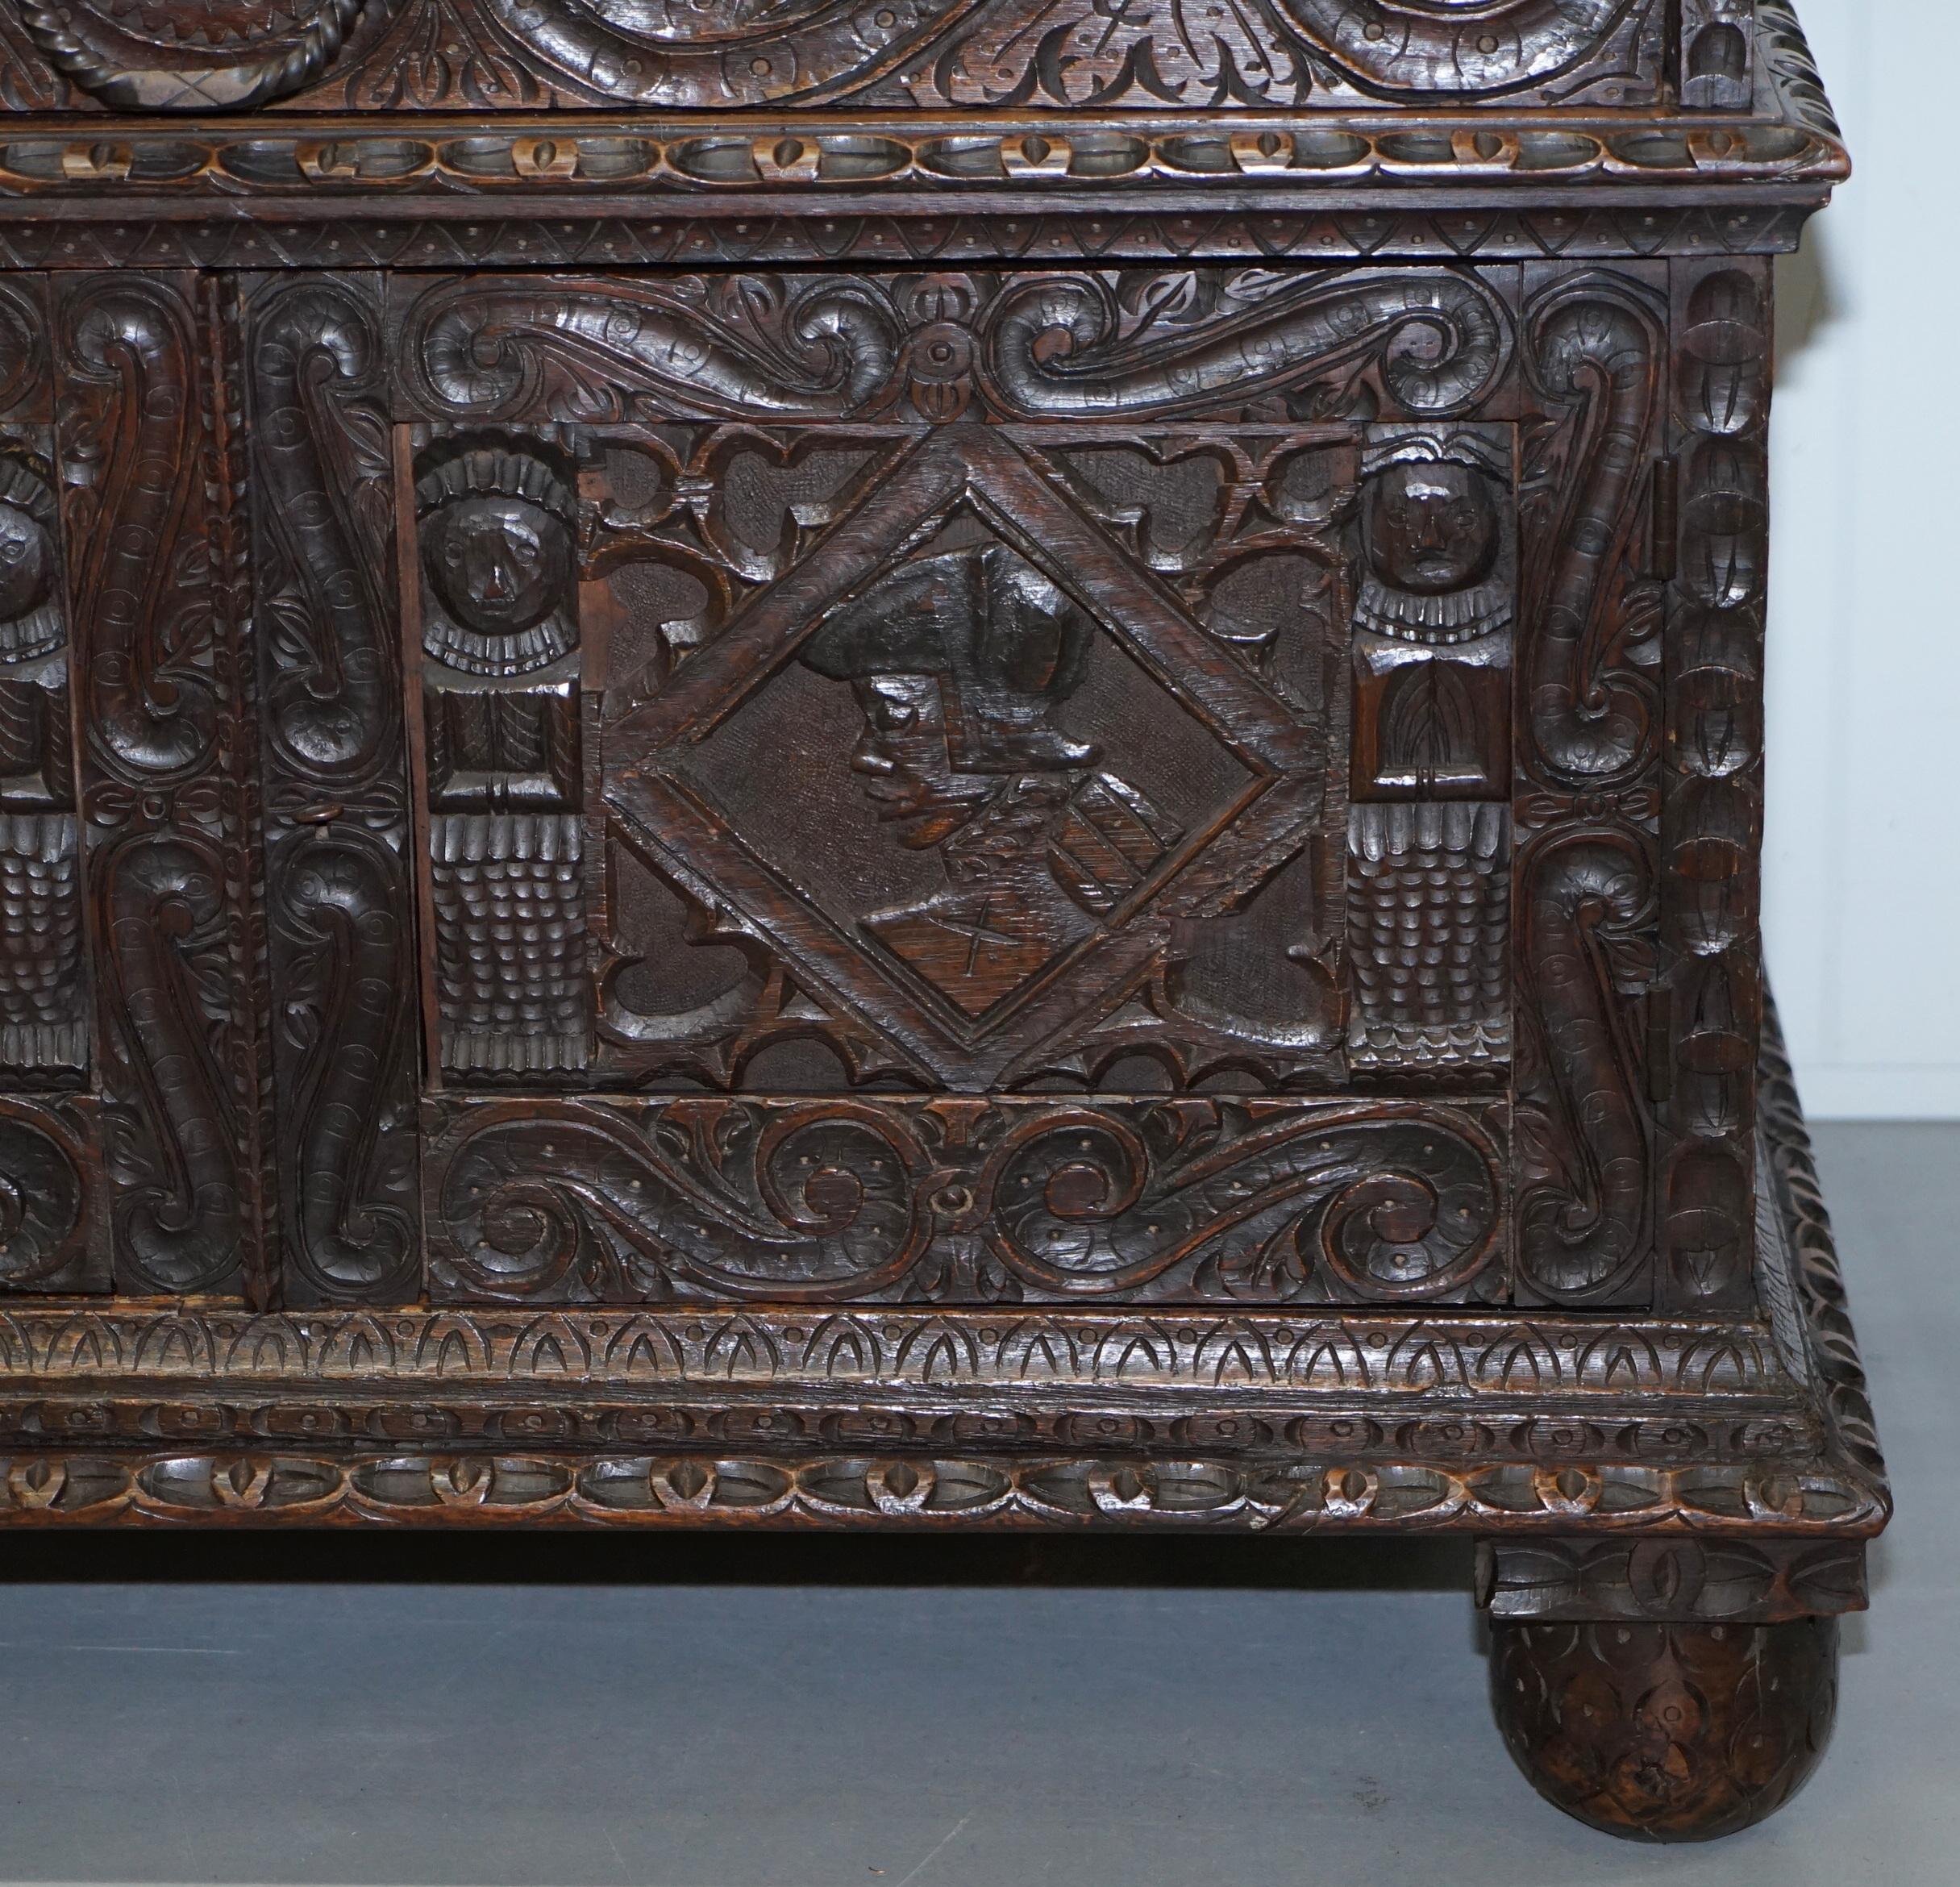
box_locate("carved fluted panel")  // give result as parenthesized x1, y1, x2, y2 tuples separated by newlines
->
(55, 272, 269, 1300)
(243, 273, 421, 1306)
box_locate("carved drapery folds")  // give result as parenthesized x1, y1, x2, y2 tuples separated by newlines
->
(246, 274, 419, 1305)
(1660, 259, 1770, 1314)
(1512, 266, 1667, 1308)
(56, 273, 268, 1298)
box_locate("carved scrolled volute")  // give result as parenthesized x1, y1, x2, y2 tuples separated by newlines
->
(980, 270, 1513, 421)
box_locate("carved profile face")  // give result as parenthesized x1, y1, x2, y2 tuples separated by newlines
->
(424, 495, 572, 640)
(805, 543, 1099, 852)
(1363, 461, 1502, 596)
(0, 503, 52, 624)
(847, 673, 994, 850)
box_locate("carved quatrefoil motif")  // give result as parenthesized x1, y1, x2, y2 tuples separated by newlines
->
(604, 426, 1331, 1090)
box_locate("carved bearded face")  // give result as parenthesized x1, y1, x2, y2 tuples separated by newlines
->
(425, 495, 572, 639)
(847, 674, 992, 850)
(1363, 460, 1501, 596)
(0, 502, 52, 623)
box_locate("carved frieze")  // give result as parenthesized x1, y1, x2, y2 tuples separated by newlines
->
(0, 0, 1671, 115)
(425, 1093, 1509, 1306)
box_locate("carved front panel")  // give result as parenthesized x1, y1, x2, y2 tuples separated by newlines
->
(369, 263, 1626, 1311)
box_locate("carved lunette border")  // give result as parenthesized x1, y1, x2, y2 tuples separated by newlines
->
(0, 112, 1850, 209)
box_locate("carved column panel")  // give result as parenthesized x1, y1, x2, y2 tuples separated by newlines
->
(243, 274, 419, 1306)
(0, 276, 104, 1293)
(1345, 419, 1516, 1090)
(1658, 257, 1771, 1315)
(55, 272, 271, 1301)
(1511, 265, 1668, 1309)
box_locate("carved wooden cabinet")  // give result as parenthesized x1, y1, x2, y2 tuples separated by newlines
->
(0, 0, 1883, 1843)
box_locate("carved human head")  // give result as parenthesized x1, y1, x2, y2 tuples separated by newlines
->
(0, 497, 52, 625)
(425, 493, 572, 638)
(802, 542, 1097, 848)
(415, 444, 579, 677)
(1361, 427, 1508, 598)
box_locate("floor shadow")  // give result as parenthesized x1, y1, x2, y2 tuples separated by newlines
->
(0, 1527, 1476, 1593)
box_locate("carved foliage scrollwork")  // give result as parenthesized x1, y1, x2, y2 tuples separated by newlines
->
(247, 274, 419, 1304)
(977, 269, 1513, 422)
(0, 0, 1667, 115)
(1512, 266, 1667, 1307)
(56, 273, 265, 1298)
(402, 274, 903, 426)
(427, 1095, 1508, 1308)
(397, 269, 1514, 431)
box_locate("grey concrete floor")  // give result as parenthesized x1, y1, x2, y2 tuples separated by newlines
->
(0, 1122, 1950, 1886)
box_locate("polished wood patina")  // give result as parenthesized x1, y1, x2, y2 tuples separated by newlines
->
(0, 0, 1882, 1841)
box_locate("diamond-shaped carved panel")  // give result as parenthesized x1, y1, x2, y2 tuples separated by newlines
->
(601, 425, 1354, 1092)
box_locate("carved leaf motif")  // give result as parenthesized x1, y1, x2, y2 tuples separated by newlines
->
(430, 1098, 1506, 1308)
(980, 269, 1513, 420)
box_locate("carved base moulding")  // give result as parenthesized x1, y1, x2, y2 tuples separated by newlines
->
(0, 0, 1881, 1845)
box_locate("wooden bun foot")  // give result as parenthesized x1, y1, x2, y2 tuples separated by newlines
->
(1490, 1618, 1838, 1841)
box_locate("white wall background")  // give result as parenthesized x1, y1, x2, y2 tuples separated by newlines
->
(1766, 0, 1960, 1118)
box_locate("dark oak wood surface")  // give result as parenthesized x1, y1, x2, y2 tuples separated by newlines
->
(0, 0, 1882, 1843)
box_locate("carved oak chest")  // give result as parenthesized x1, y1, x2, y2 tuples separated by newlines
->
(0, 0, 1883, 1842)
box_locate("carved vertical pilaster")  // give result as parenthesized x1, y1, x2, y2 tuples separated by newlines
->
(1658, 257, 1771, 1314)
(244, 274, 421, 1306)
(56, 272, 269, 1299)
(1511, 265, 1668, 1309)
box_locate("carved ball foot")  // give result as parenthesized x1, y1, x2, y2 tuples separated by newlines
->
(1490, 1618, 1838, 1841)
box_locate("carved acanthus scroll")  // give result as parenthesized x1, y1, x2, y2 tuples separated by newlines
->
(1512, 266, 1667, 1307)
(247, 274, 420, 1304)
(980, 271, 1513, 421)
(428, 1095, 1507, 1307)
(58, 273, 268, 1299)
